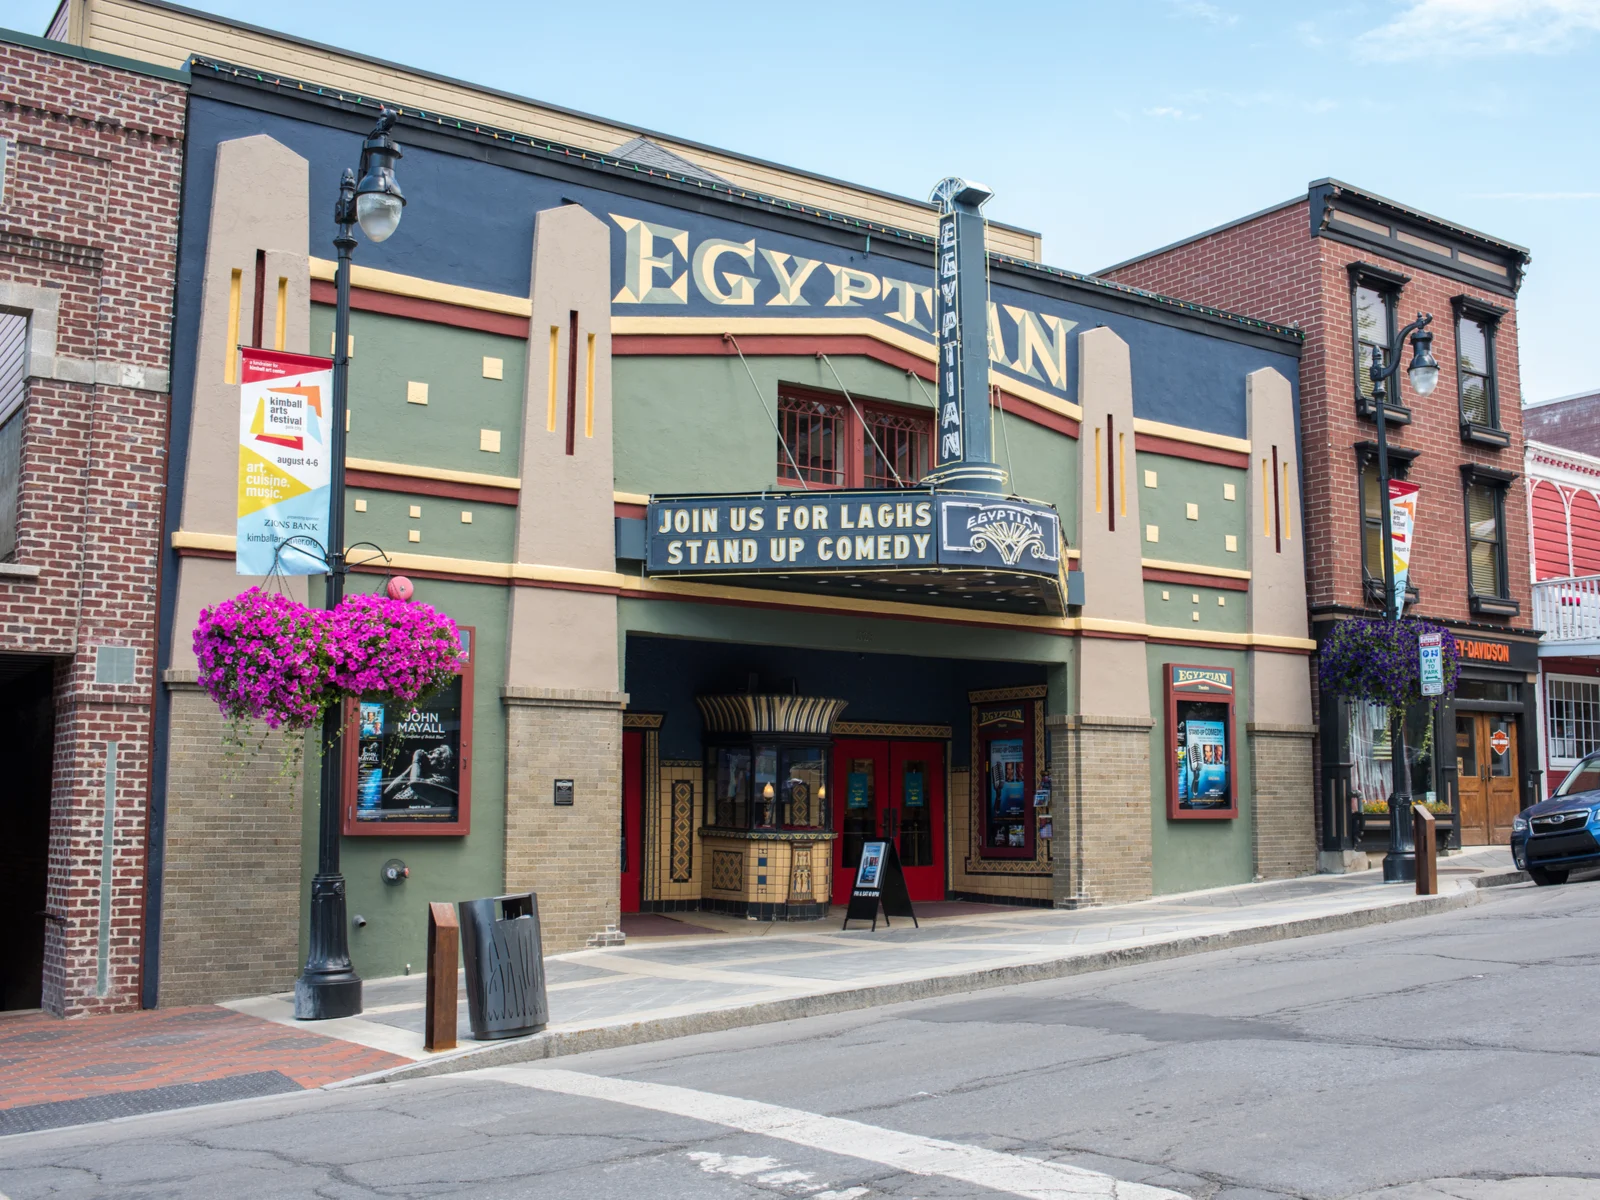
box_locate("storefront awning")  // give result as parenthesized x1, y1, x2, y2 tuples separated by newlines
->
(632, 489, 1068, 616)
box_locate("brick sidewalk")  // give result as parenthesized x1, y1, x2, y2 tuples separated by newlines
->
(0, 1005, 408, 1135)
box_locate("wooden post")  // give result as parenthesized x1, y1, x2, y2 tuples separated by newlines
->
(425, 901, 459, 1051)
(1414, 805, 1438, 896)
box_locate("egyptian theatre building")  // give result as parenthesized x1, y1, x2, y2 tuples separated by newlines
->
(118, 8, 1318, 1001)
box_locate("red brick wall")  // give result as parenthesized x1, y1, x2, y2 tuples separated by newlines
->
(1108, 200, 1532, 630)
(0, 38, 185, 1015)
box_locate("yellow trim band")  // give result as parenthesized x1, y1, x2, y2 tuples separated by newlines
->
(345, 457, 521, 490)
(1141, 557, 1252, 580)
(1133, 418, 1251, 454)
(310, 257, 532, 318)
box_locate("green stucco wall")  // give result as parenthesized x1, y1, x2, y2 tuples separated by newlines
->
(1145, 643, 1255, 895)
(301, 577, 510, 981)
(1135, 451, 1247, 571)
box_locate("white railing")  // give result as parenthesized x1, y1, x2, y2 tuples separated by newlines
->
(1533, 574, 1600, 642)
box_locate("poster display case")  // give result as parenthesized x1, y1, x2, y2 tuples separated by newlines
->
(342, 626, 474, 836)
(977, 700, 1035, 856)
(1164, 663, 1237, 821)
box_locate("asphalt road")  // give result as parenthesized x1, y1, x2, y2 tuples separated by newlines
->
(4, 877, 1600, 1200)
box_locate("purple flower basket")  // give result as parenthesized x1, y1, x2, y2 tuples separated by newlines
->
(1318, 618, 1460, 708)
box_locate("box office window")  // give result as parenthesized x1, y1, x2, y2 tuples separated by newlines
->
(706, 737, 831, 833)
(343, 626, 473, 836)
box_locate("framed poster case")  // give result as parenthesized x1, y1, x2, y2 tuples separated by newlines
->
(976, 701, 1035, 857)
(1164, 663, 1237, 821)
(342, 625, 474, 836)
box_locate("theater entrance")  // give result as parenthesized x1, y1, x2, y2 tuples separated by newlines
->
(832, 739, 946, 903)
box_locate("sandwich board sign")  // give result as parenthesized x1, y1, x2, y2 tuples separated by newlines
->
(842, 840, 918, 931)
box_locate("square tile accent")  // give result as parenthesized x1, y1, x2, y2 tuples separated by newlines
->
(1225, 534, 1238, 552)
(1191, 593, 1200, 603)
(1192, 611, 1200, 622)
(480, 429, 501, 453)
(408, 530, 420, 543)
(1224, 482, 1236, 501)
(1161, 590, 1169, 600)
(94, 646, 135, 685)
(354, 498, 367, 513)
(1218, 596, 1227, 606)
(406, 380, 428, 405)
(1186, 503, 1199, 520)
(1145, 524, 1159, 543)
(482, 356, 503, 380)
(1143, 469, 1157, 488)
(408, 505, 421, 518)
(461, 511, 473, 523)
(329, 332, 353, 357)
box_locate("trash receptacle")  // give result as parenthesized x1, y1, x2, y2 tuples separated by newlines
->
(458, 892, 549, 1040)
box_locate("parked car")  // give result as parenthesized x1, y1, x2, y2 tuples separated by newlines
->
(1511, 751, 1600, 885)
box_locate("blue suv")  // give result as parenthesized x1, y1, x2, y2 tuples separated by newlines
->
(1511, 750, 1600, 885)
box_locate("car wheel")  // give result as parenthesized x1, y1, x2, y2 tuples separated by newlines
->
(1529, 867, 1569, 886)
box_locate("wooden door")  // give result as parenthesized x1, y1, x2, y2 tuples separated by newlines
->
(1455, 714, 1487, 845)
(889, 741, 947, 903)
(620, 729, 643, 913)
(1484, 715, 1520, 844)
(1456, 714, 1520, 846)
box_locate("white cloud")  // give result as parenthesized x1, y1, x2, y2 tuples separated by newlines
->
(1145, 106, 1200, 120)
(1356, 0, 1600, 60)
(1170, 0, 1239, 24)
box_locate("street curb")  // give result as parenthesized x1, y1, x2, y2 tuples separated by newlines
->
(332, 871, 1529, 1091)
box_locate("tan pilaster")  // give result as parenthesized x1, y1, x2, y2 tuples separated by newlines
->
(1245, 367, 1316, 878)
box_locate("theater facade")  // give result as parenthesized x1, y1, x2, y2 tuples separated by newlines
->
(150, 60, 1316, 1001)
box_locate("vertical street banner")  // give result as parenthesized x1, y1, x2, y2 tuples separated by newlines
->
(1388, 479, 1420, 615)
(237, 349, 334, 576)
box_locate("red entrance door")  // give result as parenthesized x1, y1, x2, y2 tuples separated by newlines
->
(620, 729, 643, 913)
(832, 739, 946, 903)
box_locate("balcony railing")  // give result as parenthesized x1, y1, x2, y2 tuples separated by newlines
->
(1533, 575, 1600, 643)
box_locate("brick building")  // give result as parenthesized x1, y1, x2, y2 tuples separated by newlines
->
(0, 29, 185, 1015)
(1105, 180, 1536, 865)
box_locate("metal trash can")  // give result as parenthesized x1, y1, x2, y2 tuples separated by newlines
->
(458, 892, 549, 1040)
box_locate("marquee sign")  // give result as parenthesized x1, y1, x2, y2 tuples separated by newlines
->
(646, 490, 1060, 579)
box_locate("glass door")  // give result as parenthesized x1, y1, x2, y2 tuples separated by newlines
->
(833, 739, 888, 905)
(890, 741, 946, 902)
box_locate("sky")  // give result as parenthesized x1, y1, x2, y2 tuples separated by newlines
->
(17, 0, 1599, 401)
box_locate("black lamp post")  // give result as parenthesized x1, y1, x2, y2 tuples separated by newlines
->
(1366, 311, 1440, 884)
(294, 110, 407, 1021)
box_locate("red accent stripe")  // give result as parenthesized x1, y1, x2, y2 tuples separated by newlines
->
(1143, 567, 1250, 592)
(345, 469, 519, 506)
(615, 502, 647, 519)
(311, 280, 529, 338)
(1135, 432, 1249, 470)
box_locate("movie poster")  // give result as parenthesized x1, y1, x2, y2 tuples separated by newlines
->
(353, 677, 464, 823)
(988, 737, 1027, 846)
(1175, 711, 1230, 808)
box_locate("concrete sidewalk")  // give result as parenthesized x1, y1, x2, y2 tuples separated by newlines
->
(226, 847, 1524, 1087)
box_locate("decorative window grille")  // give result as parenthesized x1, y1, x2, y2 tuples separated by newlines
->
(863, 408, 929, 488)
(1547, 676, 1600, 763)
(777, 394, 844, 485)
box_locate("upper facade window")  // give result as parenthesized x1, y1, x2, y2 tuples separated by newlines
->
(1454, 296, 1510, 448)
(1461, 463, 1520, 617)
(1356, 442, 1419, 606)
(1350, 264, 1410, 424)
(777, 386, 932, 490)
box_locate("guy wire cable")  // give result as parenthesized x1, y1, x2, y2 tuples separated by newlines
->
(819, 353, 904, 486)
(725, 333, 809, 490)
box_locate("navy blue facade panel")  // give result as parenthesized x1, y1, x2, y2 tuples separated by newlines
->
(624, 634, 1044, 764)
(180, 91, 1299, 447)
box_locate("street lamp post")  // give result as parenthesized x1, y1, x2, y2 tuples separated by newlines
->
(294, 110, 407, 1021)
(1366, 312, 1440, 885)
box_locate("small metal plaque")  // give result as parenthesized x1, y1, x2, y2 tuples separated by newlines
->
(553, 779, 574, 806)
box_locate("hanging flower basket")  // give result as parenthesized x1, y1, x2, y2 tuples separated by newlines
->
(193, 587, 334, 731)
(1318, 617, 1459, 708)
(323, 592, 465, 706)
(193, 587, 466, 733)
